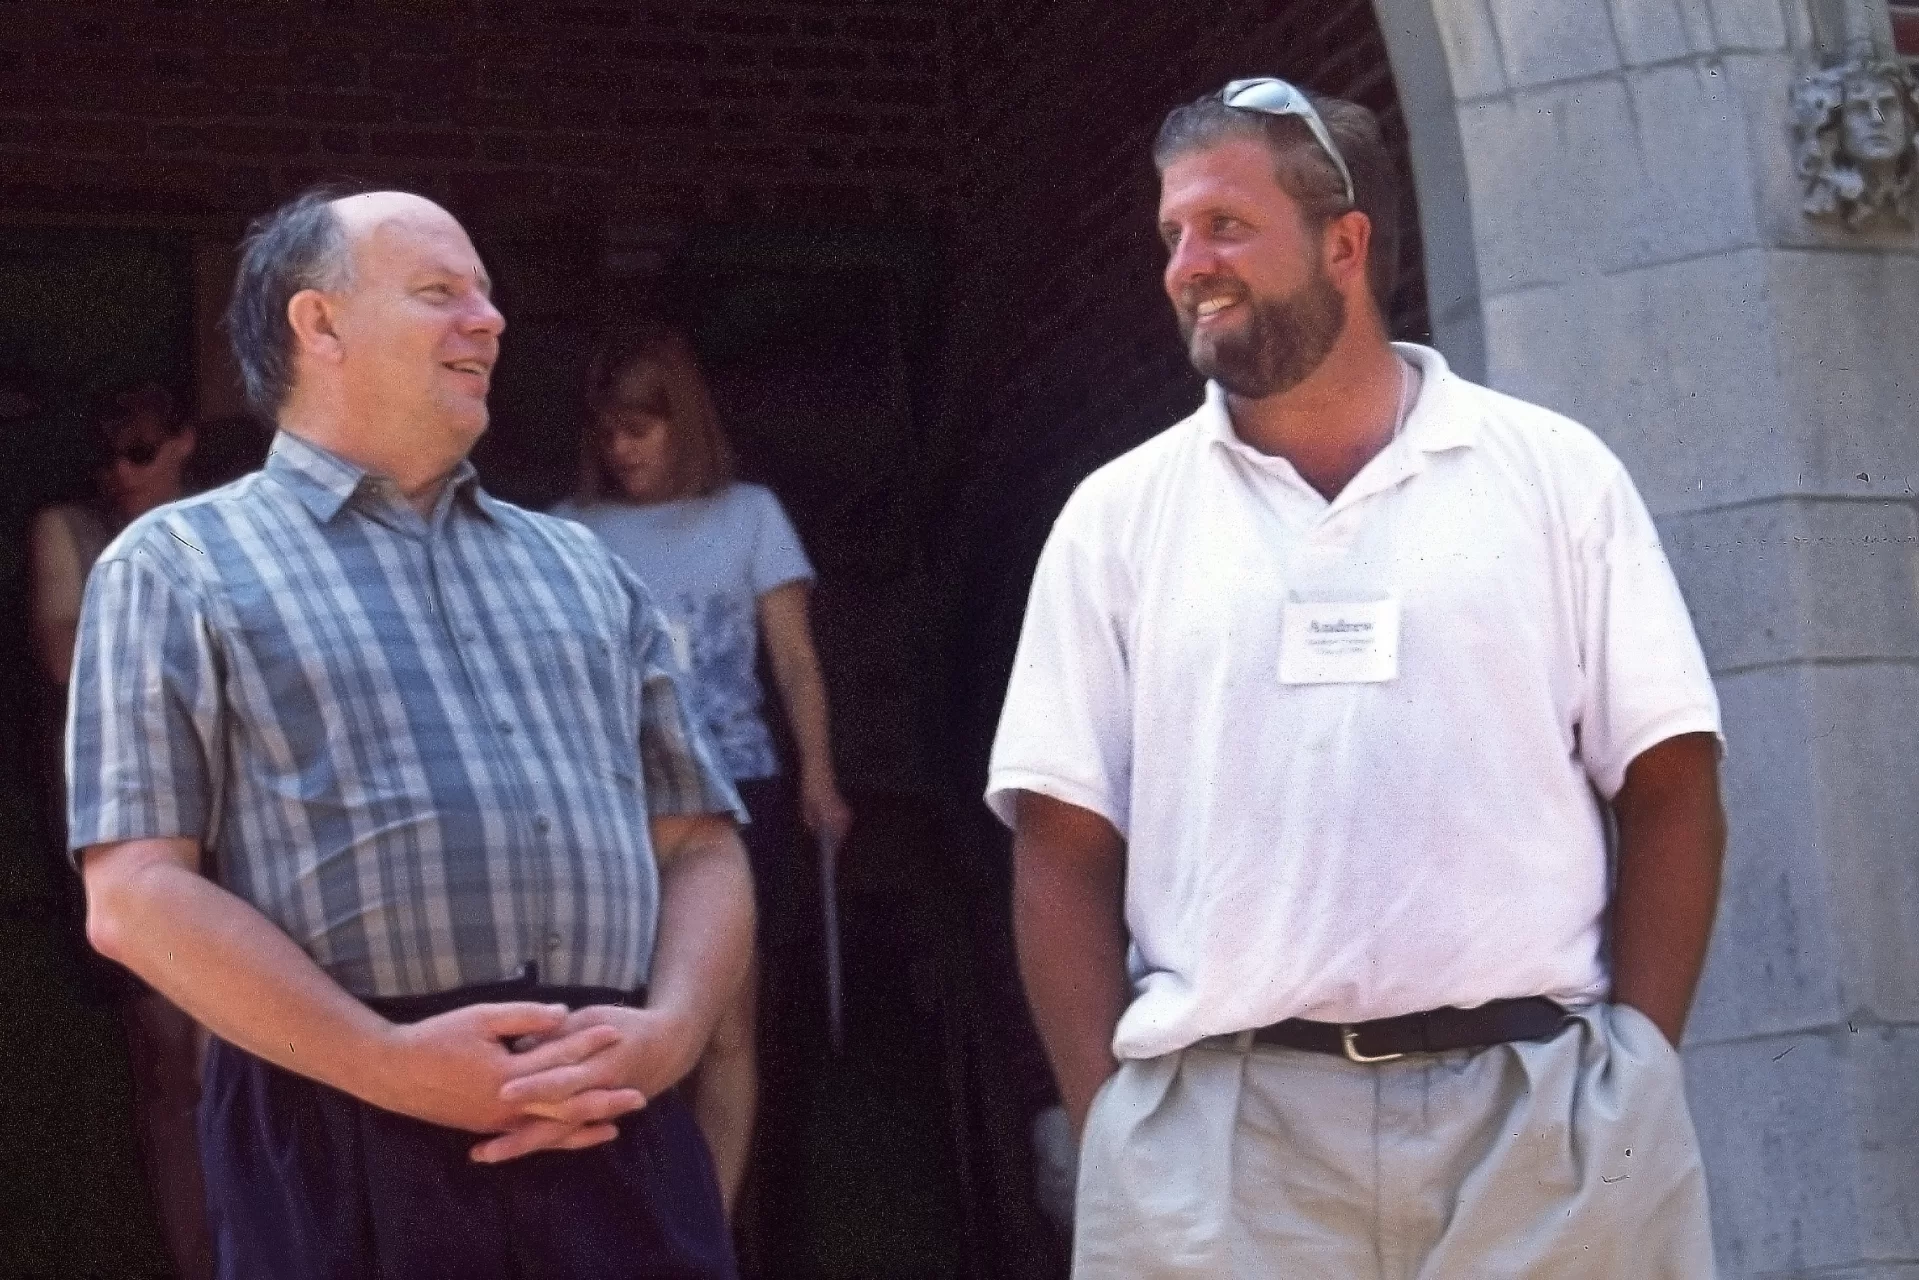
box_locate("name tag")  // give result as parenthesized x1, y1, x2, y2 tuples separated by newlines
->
(1278, 597, 1400, 685)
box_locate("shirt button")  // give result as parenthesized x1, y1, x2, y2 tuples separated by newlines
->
(498, 720, 514, 734)
(544, 931, 562, 950)
(533, 814, 551, 834)
(462, 631, 478, 643)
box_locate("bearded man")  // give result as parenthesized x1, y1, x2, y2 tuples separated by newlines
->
(989, 81, 1727, 1277)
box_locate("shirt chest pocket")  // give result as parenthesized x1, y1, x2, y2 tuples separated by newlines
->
(512, 620, 641, 772)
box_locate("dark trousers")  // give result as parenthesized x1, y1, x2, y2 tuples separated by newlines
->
(199, 982, 736, 1280)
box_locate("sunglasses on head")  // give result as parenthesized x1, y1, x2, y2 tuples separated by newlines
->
(1219, 77, 1357, 209)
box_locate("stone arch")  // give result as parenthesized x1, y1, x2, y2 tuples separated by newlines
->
(1367, 4, 1919, 1277)
(1375, 0, 1489, 382)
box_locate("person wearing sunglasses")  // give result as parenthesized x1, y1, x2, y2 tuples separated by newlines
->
(31, 383, 198, 684)
(992, 78, 1724, 1277)
(27, 380, 211, 1280)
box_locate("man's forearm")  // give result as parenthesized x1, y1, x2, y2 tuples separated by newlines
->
(646, 824, 755, 1084)
(1013, 828, 1131, 1138)
(1609, 733, 1726, 1045)
(84, 846, 399, 1104)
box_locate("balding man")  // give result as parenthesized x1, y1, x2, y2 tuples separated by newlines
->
(68, 187, 752, 1278)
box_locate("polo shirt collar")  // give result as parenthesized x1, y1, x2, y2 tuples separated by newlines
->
(266, 430, 493, 524)
(1394, 342, 1478, 455)
(1199, 342, 1480, 460)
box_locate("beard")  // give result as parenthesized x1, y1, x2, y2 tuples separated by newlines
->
(1179, 263, 1346, 400)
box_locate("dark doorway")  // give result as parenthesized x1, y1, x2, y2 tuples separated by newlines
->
(0, 225, 195, 1277)
(475, 221, 968, 1278)
(679, 230, 961, 1279)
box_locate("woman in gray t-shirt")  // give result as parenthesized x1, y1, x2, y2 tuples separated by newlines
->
(553, 326, 851, 1242)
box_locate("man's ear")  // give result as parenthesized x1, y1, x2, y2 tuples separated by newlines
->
(286, 289, 344, 365)
(1323, 209, 1373, 294)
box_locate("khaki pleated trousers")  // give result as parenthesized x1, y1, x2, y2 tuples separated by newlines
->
(1073, 1004, 1716, 1279)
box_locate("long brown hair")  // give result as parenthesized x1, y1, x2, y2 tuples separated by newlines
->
(577, 325, 735, 503)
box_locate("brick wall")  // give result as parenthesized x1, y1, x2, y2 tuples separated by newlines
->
(0, 0, 951, 232)
(934, 0, 1429, 786)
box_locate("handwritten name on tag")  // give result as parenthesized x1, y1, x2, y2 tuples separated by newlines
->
(1278, 598, 1401, 685)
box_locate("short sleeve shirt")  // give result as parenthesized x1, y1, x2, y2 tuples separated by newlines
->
(552, 484, 813, 781)
(67, 432, 744, 999)
(987, 345, 1722, 1060)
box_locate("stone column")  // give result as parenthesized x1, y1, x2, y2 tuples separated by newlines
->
(1379, 1, 1919, 1274)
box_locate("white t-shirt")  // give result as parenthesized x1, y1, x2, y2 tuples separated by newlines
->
(553, 483, 813, 781)
(986, 344, 1721, 1060)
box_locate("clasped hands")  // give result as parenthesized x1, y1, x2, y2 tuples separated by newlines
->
(373, 1000, 701, 1164)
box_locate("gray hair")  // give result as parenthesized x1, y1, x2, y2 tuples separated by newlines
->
(1153, 89, 1402, 314)
(224, 184, 361, 417)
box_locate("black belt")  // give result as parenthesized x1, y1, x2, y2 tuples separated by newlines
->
(363, 978, 646, 1025)
(1252, 996, 1568, 1063)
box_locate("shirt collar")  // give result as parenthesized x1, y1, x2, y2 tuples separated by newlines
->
(265, 431, 363, 522)
(1200, 341, 1479, 459)
(1393, 342, 1478, 454)
(265, 431, 493, 524)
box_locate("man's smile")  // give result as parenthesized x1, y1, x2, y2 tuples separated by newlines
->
(1186, 285, 1248, 331)
(442, 358, 493, 391)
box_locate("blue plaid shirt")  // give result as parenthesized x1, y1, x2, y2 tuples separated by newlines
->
(67, 432, 743, 998)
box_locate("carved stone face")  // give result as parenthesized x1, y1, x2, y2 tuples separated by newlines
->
(1841, 75, 1910, 162)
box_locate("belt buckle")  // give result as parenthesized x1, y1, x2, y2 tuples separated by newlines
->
(1340, 1025, 1405, 1064)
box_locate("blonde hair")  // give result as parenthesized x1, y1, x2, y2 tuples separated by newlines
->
(577, 325, 736, 503)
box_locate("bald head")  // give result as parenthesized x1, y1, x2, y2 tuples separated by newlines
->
(330, 190, 463, 244)
(227, 184, 504, 485)
(227, 187, 493, 420)
(325, 191, 493, 321)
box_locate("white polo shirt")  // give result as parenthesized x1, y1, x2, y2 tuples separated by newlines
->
(987, 344, 1721, 1060)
